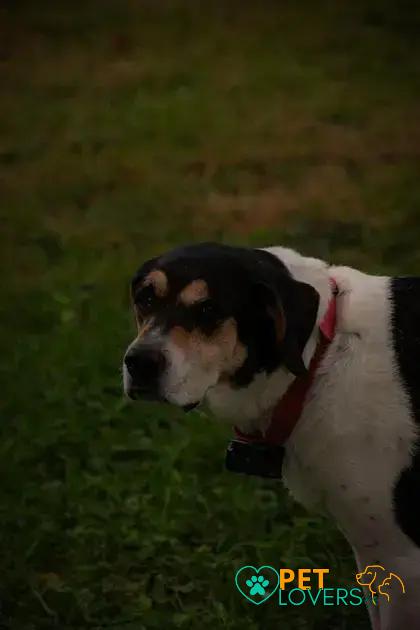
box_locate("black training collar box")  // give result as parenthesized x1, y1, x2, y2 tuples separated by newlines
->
(225, 439, 285, 479)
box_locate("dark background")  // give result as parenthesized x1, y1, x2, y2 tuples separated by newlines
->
(1, 1, 420, 628)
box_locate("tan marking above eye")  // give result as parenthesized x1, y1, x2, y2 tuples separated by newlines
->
(142, 270, 168, 298)
(178, 279, 209, 305)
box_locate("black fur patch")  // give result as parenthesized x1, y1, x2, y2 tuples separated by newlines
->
(391, 277, 420, 547)
(131, 243, 319, 386)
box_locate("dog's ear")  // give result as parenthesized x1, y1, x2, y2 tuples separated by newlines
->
(253, 279, 319, 376)
(251, 281, 287, 342)
(282, 280, 320, 376)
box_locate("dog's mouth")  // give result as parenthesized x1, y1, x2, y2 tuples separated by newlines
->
(126, 386, 165, 403)
(127, 387, 200, 412)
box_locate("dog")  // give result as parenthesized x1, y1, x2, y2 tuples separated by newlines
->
(123, 242, 420, 630)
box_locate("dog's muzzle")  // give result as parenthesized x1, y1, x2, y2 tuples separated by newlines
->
(124, 345, 166, 400)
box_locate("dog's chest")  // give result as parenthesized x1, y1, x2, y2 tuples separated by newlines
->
(282, 270, 418, 540)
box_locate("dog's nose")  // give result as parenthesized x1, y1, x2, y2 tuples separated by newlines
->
(124, 347, 166, 396)
(356, 573, 361, 580)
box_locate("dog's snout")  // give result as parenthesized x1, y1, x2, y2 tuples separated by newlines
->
(124, 346, 166, 397)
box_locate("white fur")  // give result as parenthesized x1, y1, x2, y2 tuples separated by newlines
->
(205, 247, 420, 630)
(161, 338, 221, 406)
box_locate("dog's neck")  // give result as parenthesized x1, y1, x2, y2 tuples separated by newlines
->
(205, 247, 332, 433)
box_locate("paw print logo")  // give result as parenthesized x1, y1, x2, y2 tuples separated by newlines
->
(235, 566, 279, 605)
(246, 574, 269, 596)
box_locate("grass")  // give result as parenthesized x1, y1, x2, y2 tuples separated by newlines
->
(1, 0, 420, 628)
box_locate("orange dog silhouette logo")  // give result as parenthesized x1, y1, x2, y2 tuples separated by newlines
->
(377, 573, 406, 603)
(355, 565, 405, 604)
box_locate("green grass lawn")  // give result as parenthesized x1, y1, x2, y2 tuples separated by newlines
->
(2, 1, 420, 628)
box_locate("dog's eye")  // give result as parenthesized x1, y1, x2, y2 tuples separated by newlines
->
(134, 285, 156, 313)
(194, 300, 222, 330)
(196, 300, 214, 317)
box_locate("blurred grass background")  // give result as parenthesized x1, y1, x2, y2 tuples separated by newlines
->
(1, 1, 420, 628)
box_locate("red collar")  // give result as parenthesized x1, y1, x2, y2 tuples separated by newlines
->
(234, 279, 338, 446)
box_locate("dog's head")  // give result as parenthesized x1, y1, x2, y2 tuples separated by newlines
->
(355, 565, 386, 589)
(123, 243, 319, 410)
